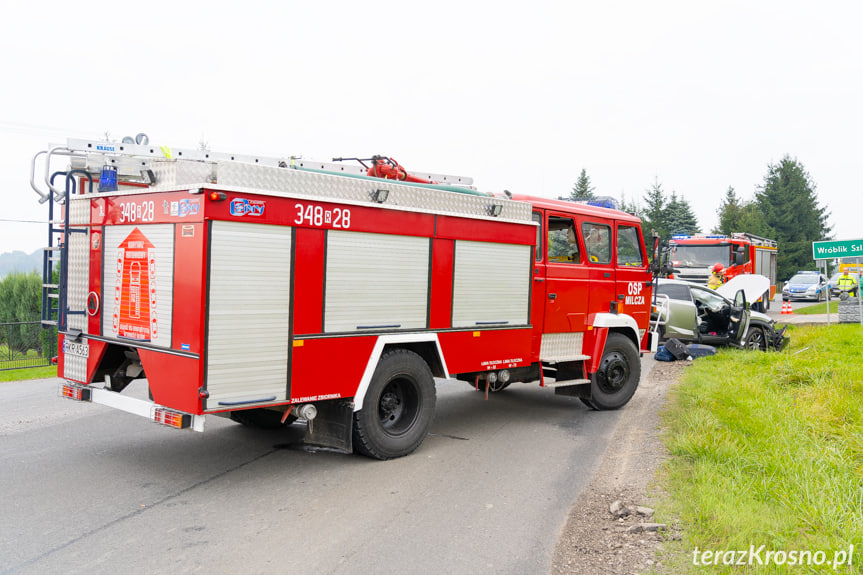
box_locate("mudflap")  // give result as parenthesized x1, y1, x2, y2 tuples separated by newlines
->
(554, 382, 592, 398)
(303, 400, 354, 453)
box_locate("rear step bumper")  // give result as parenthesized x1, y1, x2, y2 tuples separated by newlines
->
(59, 382, 205, 432)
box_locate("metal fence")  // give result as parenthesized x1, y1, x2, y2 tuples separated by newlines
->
(0, 320, 57, 371)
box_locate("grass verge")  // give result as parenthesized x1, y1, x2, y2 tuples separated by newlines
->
(657, 324, 863, 573)
(795, 301, 839, 315)
(0, 365, 58, 382)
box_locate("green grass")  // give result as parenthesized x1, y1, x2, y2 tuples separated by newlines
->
(0, 365, 58, 382)
(794, 300, 839, 315)
(656, 324, 863, 573)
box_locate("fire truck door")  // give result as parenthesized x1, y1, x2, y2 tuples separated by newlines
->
(541, 213, 590, 335)
(614, 223, 650, 328)
(582, 221, 616, 316)
(530, 212, 546, 358)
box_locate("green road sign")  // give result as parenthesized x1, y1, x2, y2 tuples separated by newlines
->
(812, 238, 863, 260)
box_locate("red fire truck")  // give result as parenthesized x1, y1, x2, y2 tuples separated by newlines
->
(668, 233, 778, 310)
(33, 138, 655, 459)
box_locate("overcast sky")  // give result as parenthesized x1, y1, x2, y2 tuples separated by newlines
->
(2, 0, 861, 256)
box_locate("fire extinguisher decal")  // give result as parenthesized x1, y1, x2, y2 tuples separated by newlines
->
(112, 227, 156, 341)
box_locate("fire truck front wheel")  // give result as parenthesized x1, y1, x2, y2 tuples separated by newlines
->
(583, 333, 640, 410)
(352, 349, 437, 460)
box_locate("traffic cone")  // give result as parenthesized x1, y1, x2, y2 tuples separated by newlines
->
(781, 300, 793, 315)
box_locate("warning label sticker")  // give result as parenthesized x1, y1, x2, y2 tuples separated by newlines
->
(103, 225, 174, 347)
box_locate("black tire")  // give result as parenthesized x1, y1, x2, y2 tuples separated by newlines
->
(230, 408, 296, 429)
(581, 333, 641, 411)
(352, 349, 436, 460)
(744, 326, 767, 351)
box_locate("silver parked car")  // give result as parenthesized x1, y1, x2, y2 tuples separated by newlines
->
(652, 276, 788, 351)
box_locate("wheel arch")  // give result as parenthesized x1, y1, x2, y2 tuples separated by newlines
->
(592, 312, 640, 346)
(586, 313, 642, 373)
(352, 334, 448, 412)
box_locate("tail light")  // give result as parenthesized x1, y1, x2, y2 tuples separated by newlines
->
(60, 383, 91, 401)
(152, 408, 192, 429)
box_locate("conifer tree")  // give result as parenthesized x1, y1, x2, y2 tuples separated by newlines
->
(666, 192, 701, 236)
(570, 169, 596, 200)
(755, 156, 831, 279)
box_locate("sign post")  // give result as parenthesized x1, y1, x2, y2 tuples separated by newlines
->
(813, 239, 863, 326)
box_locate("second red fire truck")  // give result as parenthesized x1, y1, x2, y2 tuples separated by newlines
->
(668, 233, 778, 310)
(34, 139, 655, 459)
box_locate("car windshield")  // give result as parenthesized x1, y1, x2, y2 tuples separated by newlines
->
(690, 286, 729, 309)
(790, 275, 818, 285)
(670, 244, 731, 268)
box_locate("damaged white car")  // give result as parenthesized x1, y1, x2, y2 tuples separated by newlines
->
(651, 275, 788, 351)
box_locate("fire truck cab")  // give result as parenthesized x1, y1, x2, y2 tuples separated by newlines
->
(34, 138, 654, 460)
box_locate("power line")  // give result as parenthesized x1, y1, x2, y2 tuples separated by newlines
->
(0, 219, 49, 224)
(0, 120, 103, 140)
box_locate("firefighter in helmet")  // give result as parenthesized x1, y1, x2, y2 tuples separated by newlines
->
(837, 270, 858, 297)
(707, 263, 725, 289)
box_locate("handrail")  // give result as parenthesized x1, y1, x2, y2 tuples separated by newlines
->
(649, 294, 671, 332)
(45, 145, 77, 201)
(30, 145, 82, 203)
(30, 150, 50, 203)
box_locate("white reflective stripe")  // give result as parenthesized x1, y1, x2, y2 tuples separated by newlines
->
(352, 333, 448, 412)
(592, 312, 639, 342)
(89, 387, 205, 432)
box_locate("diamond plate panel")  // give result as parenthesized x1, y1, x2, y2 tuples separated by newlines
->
(70, 158, 532, 223)
(149, 160, 213, 192)
(67, 229, 89, 333)
(63, 348, 88, 383)
(69, 197, 90, 226)
(540, 332, 587, 363)
(215, 163, 533, 222)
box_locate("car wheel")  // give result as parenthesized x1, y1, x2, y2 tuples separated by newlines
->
(744, 326, 767, 351)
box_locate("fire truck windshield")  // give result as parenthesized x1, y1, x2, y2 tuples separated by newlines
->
(671, 244, 731, 268)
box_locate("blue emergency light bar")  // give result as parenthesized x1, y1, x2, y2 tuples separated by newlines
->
(671, 234, 728, 240)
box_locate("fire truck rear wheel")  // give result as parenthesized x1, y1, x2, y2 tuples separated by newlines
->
(582, 333, 640, 411)
(352, 349, 436, 460)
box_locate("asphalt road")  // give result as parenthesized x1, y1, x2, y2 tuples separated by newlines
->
(0, 365, 654, 575)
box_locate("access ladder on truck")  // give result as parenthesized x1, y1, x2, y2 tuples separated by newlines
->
(32, 157, 93, 333)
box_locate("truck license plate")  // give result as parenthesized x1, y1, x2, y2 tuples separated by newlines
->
(64, 341, 89, 358)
